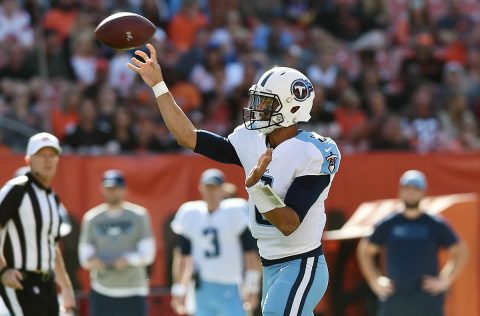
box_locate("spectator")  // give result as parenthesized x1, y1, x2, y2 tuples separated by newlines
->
(357, 170, 468, 316)
(168, 0, 208, 53)
(0, 0, 34, 48)
(78, 169, 155, 316)
(51, 85, 81, 140)
(402, 84, 441, 153)
(42, 0, 79, 42)
(334, 88, 369, 153)
(63, 98, 112, 154)
(438, 91, 480, 152)
(111, 107, 137, 153)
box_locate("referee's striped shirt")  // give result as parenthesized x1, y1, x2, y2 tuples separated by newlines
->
(0, 172, 65, 272)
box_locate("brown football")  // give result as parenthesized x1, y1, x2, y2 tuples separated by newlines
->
(95, 12, 156, 50)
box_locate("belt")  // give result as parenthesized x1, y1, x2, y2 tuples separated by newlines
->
(21, 270, 54, 283)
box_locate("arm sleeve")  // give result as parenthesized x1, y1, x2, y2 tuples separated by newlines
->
(284, 175, 331, 222)
(177, 235, 192, 255)
(239, 228, 257, 251)
(0, 182, 26, 227)
(194, 130, 242, 166)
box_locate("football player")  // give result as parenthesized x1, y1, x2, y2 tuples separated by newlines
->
(170, 169, 259, 316)
(128, 44, 341, 316)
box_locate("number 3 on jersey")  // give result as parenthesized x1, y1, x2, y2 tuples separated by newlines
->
(255, 175, 274, 226)
(203, 227, 220, 257)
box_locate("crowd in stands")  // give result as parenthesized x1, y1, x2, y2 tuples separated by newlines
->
(1, 0, 480, 155)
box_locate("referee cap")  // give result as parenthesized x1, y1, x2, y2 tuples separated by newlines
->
(26, 132, 62, 156)
(103, 169, 126, 188)
(200, 169, 225, 186)
(399, 170, 427, 190)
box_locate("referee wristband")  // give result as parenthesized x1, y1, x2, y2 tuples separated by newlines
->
(152, 81, 169, 98)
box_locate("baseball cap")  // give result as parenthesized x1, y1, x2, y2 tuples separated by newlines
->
(200, 169, 225, 186)
(102, 169, 126, 188)
(26, 132, 62, 156)
(399, 170, 427, 190)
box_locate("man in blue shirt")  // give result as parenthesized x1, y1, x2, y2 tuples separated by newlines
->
(357, 170, 468, 316)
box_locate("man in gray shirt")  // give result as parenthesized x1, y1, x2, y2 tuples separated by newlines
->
(78, 169, 155, 316)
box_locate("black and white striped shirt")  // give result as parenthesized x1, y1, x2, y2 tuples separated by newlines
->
(0, 173, 66, 272)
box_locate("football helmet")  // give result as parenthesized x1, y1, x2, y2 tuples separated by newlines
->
(243, 67, 315, 134)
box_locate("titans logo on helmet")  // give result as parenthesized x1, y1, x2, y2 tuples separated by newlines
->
(290, 79, 313, 102)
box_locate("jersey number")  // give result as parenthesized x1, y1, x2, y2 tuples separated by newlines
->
(255, 175, 274, 226)
(203, 227, 220, 258)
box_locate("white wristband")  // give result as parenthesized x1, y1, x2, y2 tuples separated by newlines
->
(244, 270, 261, 294)
(152, 81, 169, 98)
(171, 283, 187, 297)
(246, 182, 286, 213)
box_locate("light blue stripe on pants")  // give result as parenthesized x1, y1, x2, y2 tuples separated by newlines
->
(262, 255, 328, 316)
(195, 280, 245, 316)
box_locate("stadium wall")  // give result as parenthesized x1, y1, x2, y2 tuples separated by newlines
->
(1, 152, 479, 315)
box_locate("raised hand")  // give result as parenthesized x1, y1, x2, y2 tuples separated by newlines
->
(246, 148, 273, 188)
(127, 43, 164, 87)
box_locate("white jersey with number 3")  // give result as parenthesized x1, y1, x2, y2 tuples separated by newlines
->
(228, 125, 341, 260)
(170, 198, 249, 284)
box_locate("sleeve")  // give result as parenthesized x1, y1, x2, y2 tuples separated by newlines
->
(297, 138, 341, 177)
(436, 217, 459, 248)
(170, 205, 191, 237)
(369, 220, 391, 246)
(177, 235, 192, 255)
(284, 175, 331, 222)
(194, 130, 242, 166)
(78, 214, 96, 267)
(0, 182, 26, 227)
(239, 228, 257, 251)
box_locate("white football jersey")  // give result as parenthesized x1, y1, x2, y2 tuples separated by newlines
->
(171, 198, 249, 284)
(228, 125, 341, 260)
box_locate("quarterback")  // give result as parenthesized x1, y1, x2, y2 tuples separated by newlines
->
(128, 44, 341, 316)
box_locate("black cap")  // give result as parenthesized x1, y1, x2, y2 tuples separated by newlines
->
(102, 169, 126, 188)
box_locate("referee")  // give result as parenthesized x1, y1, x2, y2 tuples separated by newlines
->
(0, 132, 76, 315)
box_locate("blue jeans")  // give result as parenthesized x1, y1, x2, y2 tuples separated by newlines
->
(90, 290, 147, 316)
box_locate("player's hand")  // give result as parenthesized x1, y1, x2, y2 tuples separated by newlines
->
(422, 275, 450, 295)
(127, 43, 164, 87)
(1, 269, 23, 290)
(369, 276, 394, 300)
(112, 257, 129, 270)
(171, 295, 188, 315)
(243, 293, 259, 312)
(246, 148, 273, 188)
(87, 257, 107, 271)
(60, 286, 77, 313)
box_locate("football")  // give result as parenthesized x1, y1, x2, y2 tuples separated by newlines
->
(95, 12, 156, 50)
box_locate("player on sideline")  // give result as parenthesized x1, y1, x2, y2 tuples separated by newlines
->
(127, 44, 341, 316)
(170, 168, 260, 316)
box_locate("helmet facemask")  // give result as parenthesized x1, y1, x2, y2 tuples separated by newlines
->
(243, 88, 284, 134)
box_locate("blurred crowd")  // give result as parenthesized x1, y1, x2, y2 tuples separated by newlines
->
(1, 0, 480, 155)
